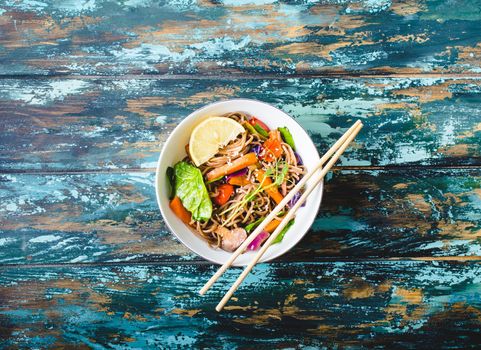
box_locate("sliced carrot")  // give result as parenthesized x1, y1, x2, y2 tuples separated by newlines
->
(214, 184, 234, 206)
(265, 218, 281, 233)
(262, 139, 282, 162)
(206, 152, 258, 182)
(254, 169, 284, 205)
(228, 175, 251, 187)
(261, 130, 283, 162)
(169, 196, 191, 224)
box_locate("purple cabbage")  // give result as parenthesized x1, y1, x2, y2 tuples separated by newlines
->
(251, 144, 263, 156)
(248, 230, 270, 251)
(225, 167, 248, 182)
(294, 151, 303, 165)
(288, 191, 306, 208)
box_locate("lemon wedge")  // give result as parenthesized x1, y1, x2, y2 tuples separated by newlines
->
(189, 117, 245, 166)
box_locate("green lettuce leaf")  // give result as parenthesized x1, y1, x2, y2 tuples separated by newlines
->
(174, 161, 212, 221)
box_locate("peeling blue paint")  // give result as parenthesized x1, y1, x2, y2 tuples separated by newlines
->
(1, 0, 481, 75)
(312, 216, 369, 232)
(2, 77, 481, 170)
(29, 235, 62, 243)
(1, 1, 481, 346)
(4, 80, 90, 105)
(1, 262, 481, 347)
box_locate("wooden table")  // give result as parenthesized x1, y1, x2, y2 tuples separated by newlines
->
(1, 1, 481, 348)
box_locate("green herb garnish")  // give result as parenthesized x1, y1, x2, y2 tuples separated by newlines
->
(266, 159, 289, 186)
(220, 161, 290, 225)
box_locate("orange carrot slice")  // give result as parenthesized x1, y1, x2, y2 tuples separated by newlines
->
(265, 218, 281, 232)
(206, 152, 257, 182)
(169, 196, 191, 224)
(254, 169, 284, 205)
(227, 175, 251, 187)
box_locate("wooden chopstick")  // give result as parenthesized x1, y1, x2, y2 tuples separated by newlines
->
(199, 120, 362, 296)
(215, 122, 363, 312)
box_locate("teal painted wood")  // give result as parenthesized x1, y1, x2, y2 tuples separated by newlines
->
(0, 1, 480, 75)
(2, 0, 481, 347)
(1, 261, 481, 348)
(2, 169, 481, 264)
(2, 77, 481, 170)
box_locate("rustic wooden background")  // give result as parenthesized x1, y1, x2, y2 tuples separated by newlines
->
(1, 0, 481, 348)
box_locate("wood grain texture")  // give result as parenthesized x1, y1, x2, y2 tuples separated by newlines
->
(2, 169, 481, 264)
(2, 77, 481, 171)
(0, 0, 480, 76)
(1, 261, 481, 348)
(2, 0, 481, 346)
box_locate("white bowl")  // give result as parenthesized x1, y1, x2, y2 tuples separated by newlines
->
(155, 99, 323, 266)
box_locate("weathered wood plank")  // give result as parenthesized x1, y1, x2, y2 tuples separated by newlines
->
(2, 169, 481, 264)
(2, 77, 481, 170)
(1, 261, 480, 348)
(0, 0, 480, 75)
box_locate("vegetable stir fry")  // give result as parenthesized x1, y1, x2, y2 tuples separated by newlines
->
(167, 112, 305, 252)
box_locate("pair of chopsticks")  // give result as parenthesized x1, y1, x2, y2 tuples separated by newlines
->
(200, 120, 363, 311)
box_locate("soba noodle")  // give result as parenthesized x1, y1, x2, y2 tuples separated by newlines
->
(183, 112, 306, 248)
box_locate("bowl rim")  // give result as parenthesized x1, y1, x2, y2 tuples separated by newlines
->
(155, 98, 324, 265)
